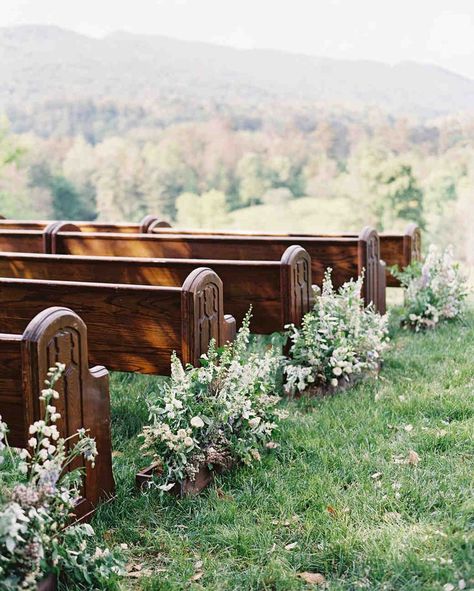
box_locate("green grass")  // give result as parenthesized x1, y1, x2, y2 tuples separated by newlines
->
(84, 312, 473, 591)
(229, 196, 360, 234)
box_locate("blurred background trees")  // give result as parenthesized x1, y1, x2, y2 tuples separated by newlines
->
(0, 105, 473, 266)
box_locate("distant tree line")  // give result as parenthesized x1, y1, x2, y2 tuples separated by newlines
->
(0, 103, 473, 265)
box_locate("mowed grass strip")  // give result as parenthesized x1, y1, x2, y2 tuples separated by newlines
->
(84, 312, 473, 591)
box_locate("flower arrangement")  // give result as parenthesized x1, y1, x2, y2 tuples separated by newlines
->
(139, 311, 287, 493)
(392, 244, 469, 331)
(0, 363, 124, 590)
(284, 270, 389, 395)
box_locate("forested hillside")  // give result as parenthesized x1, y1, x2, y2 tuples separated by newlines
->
(0, 25, 473, 265)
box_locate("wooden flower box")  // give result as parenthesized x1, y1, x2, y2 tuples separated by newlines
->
(37, 574, 57, 591)
(295, 365, 380, 398)
(136, 462, 223, 496)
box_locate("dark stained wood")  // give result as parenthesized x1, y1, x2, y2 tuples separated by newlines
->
(0, 269, 233, 374)
(0, 215, 162, 234)
(0, 222, 383, 310)
(47, 231, 378, 309)
(0, 246, 313, 332)
(0, 307, 114, 520)
(380, 223, 422, 286)
(155, 223, 418, 293)
(37, 574, 57, 591)
(0, 230, 44, 253)
(378, 261, 387, 315)
(149, 223, 384, 310)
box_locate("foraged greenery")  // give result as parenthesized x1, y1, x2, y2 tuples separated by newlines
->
(285, 271, 389, 395)
(393, 244, 469, 331)
(0, 364, 125, 590)
(140, 312, 286, 491)
(89, 307, 473, 590)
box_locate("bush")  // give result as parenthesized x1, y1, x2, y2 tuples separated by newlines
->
(0, 364, 124, 590)
(285, 270, 389, 395)
(140, 311, 287, 491)
(393, 244, 469, 331)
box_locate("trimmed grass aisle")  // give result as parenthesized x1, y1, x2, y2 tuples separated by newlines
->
(88, 312, 473, 591)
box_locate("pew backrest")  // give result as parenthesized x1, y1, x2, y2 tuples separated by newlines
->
(152, 222, 418, 293)
(47, 228, 380, 310)
(0, 246, 313, 332)
(0, 306, 114, 520)
(0, 215, 161, 234)
(0, 268, 234, 374)
(0, 222, 382, 311)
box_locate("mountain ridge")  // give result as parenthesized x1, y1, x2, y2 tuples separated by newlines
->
(1, 24, 474, 116)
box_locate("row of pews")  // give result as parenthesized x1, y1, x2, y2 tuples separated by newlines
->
(0, 215, 421, 518)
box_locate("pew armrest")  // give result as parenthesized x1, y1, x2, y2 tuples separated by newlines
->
(223, 314, 236, 344)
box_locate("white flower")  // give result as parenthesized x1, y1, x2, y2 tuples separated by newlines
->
(28, 438, 37, 448)
(332, 366, 343, 376)
(331, 378, 338, 387)
(248, 417, 261, 429)
(190, 416, 204, 428)
(184, 437, 194, 447)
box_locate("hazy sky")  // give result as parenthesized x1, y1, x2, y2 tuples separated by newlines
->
(2, 0, 474, 79)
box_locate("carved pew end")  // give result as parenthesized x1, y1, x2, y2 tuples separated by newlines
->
(181, 267, 235, 366)
(280, 245, 313, 327)
(147, 218, 172, 232)
(43, 221, 80, 254)
(20, 306, 115, 520)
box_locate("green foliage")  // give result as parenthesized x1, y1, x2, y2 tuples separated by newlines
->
(376, 160, 425, 230)
(0, 365, 125, 590)
(92, 309, 474, 590)
(392, 245, 469, 331)
(139, 312, 286, 490)
(51, 175, 96, 220)
(176, 190, 230, 228)
(285, 271, 389, 394)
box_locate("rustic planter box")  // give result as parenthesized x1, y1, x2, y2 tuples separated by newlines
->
(136, 462, 225, 497)
(294, 366, 380, 398)
(37, 574, 57, 591)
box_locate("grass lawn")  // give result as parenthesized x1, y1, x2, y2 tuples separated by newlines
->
(85, 311, 473, 591)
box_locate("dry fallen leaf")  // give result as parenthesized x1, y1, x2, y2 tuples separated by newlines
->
(371, 472, 383, 480)
(298, 572, 326, 585)
(190, 571, 203, 582)
(126, 563, 155, 578)
(215, 488, 233, 501)
(326, 505, 337, 516)
(407, 450, 420, 465)
(284, 542, 298, 550)
(383, 511, 401, 521)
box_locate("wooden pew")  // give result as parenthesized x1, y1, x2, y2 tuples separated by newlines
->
(379, 224, 422, 287)
(0, 306, 114, 520)
(0, 269, 235, 375)
(0, 247, 313, 333)
(150, 221, 420, 292)
(46, 225, 381, 311)
(0, 223, 382, 311)
(0, 214, 160, 234)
